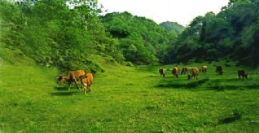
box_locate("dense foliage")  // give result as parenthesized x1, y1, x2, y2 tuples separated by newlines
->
(0, 0, 123, 72)
(172, 0, 259, 67)
(101, 12, 177, 64)
(0, 0, 179, 71)
(159, 21, 185, 35)
(1, 0, 258, 69)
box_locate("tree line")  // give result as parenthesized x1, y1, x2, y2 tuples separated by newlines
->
(0, 0, 258, 73)
(173, 0, 259, 67)
(0, 0, 181, 71)
(0, 0, 124, 72)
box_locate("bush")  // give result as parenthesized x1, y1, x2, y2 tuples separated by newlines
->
(124, 61, 134, 67)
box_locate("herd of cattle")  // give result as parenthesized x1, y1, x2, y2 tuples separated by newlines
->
(55, 66, 248, 94)
(57, 70, 93, 94)
(159, 65, 248, 80)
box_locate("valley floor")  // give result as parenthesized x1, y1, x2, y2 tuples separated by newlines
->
(0, 52, 259, 132)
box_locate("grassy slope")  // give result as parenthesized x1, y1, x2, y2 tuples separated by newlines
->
(0, 47, 259, 132)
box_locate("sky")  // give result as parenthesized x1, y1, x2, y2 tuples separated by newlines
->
(98, 0, 229, 26)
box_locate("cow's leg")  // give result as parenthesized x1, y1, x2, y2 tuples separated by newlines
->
(68, 82, 72, 91)
(88, 84, 92, 92)
(75, 81, 79, 89)
(73, 79, 80, 89)
(81, 82, 86, 94)
(79, 80, 85, 90)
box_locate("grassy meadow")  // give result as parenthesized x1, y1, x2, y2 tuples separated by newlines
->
(0, 48, 259, 132)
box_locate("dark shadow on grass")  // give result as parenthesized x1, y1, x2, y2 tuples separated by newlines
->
(210, 85, 259, 90)
(209, 78, 255, 82)
(208, 79, 259, 90)
(54, 86, 68, 91)
(218, 110, 242, 124)
(156, 78, 209, 89)
(50, 91, 79, 96)
(55, 86, 83, 91)
(52, 86, 82, 96)
(156, 75, 259, 90)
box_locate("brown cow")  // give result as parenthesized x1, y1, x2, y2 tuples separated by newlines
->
(238, 70, 248, 80)
(57, 70, 86, 90)
(79, 73, 94, 94)
(216, 66, 223, 75)
(181, 67, 189, 75)
(201, 66, 207, 74)
(188, 67, 199, 80)
(172, 67, 179, 78)
(159, 68, 166, 77)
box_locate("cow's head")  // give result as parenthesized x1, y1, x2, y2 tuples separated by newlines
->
(57, 75, 66, 83)
(79, 75, 88, 81)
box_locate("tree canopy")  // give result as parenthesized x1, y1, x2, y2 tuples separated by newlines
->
(101, 12, 177, 64)
(0, 0, 123, 72)
(1, 0, 258, 70)
(159, 21, 185, 35)
(171, 0, 259, 67)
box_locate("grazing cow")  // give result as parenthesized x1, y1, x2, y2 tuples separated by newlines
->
(216, 66, 223, 75)
(201, 66, 207, 74)
(79, 73, 94, 94)
(188, 67, 199, 80)
(238, 70, 248, 80)
(57, 70, 86, 90)
(181, 67, 189, 75)
(172, 67, 179, 78)
(159, 68, 166, 77)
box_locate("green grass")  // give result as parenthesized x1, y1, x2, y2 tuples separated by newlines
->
(0, 48, 259, 132)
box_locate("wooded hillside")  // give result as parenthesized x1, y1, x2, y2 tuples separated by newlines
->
(1, 0, 259, 71)
(172, 0, 259, 67)
(101, 12, 177, 64)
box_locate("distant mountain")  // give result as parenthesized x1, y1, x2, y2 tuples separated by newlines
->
(159, 21, 185, 35)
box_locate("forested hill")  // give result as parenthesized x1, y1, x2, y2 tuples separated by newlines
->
(159, 21, 185, 35)
(1, 0, 259, 72)
(101, 12, 177, 64)
(0, 0, 125, 73)
(172, 0, 259, 67)
(0, 0, 177, 72)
